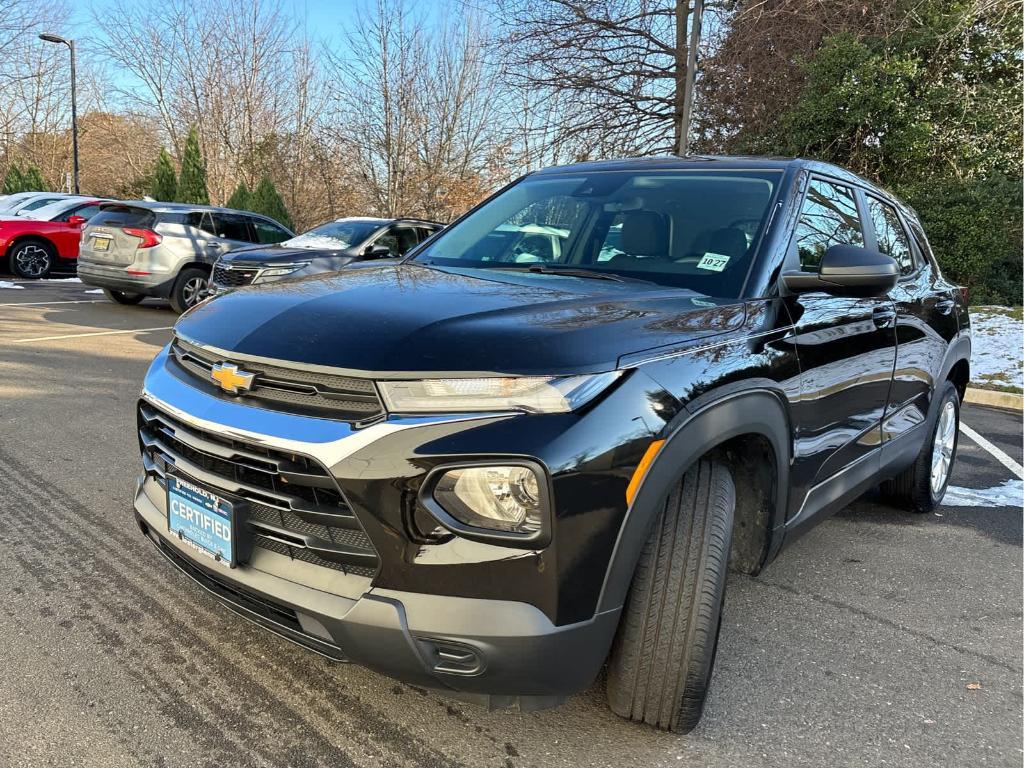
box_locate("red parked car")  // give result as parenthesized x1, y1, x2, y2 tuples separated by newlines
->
(0, 196, 109, 278)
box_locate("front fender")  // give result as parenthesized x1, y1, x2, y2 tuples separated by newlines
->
(594, 388, 792, 614)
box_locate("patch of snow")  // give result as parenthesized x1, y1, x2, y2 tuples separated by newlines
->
(969, 307, 1023, 390)
(0, 281, 25, 289)
(281, 234, 348, 250)
(943, 479, 1023, 508)
(42, 276, 82, 282)
(84, 289, 104, 294)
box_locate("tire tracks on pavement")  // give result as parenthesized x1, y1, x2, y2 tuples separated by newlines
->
(0, 445, 477, 768)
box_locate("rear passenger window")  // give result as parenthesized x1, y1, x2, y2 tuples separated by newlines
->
(373, 227, 419, 256)
(59, 204, 100, 222)
(867, 197, 915, 275)
(793, 179, 864, 270)
(252, 219, 290, 244)
(210, 213, 253, 242)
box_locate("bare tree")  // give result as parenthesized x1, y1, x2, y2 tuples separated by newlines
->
(327, 0, 511, 221)
(91, 0, 322, 203)
(0, 0, 76, 181)
(492, 0, 723, 158)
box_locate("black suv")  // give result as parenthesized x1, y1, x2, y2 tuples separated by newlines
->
(134, 157, 970, 733)
(209, 216, 443, 293)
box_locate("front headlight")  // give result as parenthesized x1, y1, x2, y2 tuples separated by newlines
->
(378, 371, 621, 414)
(253, 262, 310, 282)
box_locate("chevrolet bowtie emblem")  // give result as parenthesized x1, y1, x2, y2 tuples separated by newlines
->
(210, 362, 256, 394)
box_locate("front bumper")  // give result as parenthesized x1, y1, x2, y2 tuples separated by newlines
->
(135, 476, 619, 704)
(131, 342, 674, 703)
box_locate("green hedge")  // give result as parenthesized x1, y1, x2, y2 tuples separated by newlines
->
(900, 175, 1022, 306)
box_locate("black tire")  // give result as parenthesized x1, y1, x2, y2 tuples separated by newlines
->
(9, 238, 56, 279)
(606, 459, 735, 733)
(169, 267, 209, 314)
(882, 381, 960, 513)
(102, 288, 145, 305)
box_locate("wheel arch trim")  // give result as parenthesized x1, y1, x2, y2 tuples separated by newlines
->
(595, 387, 792, 614)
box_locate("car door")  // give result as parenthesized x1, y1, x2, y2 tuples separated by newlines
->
(206, 212, 254, 262)
(53, 202, 102, 258)
(782, 175, 898, 501)
(867, 195, 961, 447)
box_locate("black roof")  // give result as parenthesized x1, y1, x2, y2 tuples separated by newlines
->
(530, 154, 913, 218)
(536, 154, 873, 184)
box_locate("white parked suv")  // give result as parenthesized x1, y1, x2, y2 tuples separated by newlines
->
(77, 202, 292, 312)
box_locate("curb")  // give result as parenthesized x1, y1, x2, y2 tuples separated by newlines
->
(965, 387, 1023, 412)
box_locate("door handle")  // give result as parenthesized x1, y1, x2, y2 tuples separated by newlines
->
(872, 305, 896, 329)
(935, 298, 956, 315)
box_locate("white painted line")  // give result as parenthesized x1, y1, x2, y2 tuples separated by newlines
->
(0, 300, 103, 308)
(961, 421, 1024, 480)
(9, 326, 173, 344)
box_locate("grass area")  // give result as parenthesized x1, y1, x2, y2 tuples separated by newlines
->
(971, 305, 1023, 321)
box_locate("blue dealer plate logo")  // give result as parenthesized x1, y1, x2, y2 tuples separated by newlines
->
(167, 475, 234, 567)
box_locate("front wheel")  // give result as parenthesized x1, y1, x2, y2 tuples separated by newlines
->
(169, 267, 209, 314)
(882, 381, 961, 513)
(9, 239, 56, 279)
(606, 459, 735, 733)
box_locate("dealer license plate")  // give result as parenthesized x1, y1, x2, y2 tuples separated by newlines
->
(92, 236, 111, 252)
(166, 475, 235, 568)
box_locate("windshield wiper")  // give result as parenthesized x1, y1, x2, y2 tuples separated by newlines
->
(489, 264, 643, 283)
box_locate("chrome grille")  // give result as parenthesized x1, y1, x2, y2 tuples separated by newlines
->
(168, 337, 384, 422)
(139, 401, 378, 578)
(212, 264, 258, 287)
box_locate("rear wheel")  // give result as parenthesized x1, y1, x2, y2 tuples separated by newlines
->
(882, 381, 960, 513)
(9, 239, 56, 279)
(169, 267, 209, 313)
(102, 288, 145, 305)
(606, 459, 735, 733)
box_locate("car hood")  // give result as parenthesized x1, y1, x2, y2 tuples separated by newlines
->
(175, 264, 746, 375)
(221, 243, 353, 265)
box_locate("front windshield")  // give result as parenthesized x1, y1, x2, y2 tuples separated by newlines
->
(0, 193, 34, 213)
(412, 169, 782, 296)
(283, 219, 383, 250)
(17, 196, 66, 214)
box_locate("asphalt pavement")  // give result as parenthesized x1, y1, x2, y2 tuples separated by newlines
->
(0, 279, 1020, 768)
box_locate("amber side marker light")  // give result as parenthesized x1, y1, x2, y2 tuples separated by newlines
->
(626, 439, 666, 506)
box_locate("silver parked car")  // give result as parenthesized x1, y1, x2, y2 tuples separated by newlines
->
(0, 192, 79, 217)
(77, 202, 293, 312)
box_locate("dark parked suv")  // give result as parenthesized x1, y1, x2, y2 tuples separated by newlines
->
(209, 217, 443, 293)
(133, 157, 970, 733)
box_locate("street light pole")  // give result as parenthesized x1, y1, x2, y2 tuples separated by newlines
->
(39, 33, 79, 194)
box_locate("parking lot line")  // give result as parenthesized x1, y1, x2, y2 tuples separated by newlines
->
(9, 326, 173, 344)
(0, 300, 103, 308)
(961, 421, 1024, 479)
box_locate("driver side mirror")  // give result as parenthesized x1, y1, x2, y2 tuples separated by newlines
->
(66, 215, 87, 227)
(364, 244, 393, 259)
(782, 244, 898, 297)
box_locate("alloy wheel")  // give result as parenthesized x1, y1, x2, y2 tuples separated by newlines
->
(182, 276, 208, 308)
(930, 399, 957, 494)
(14, 244, 51, 278)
